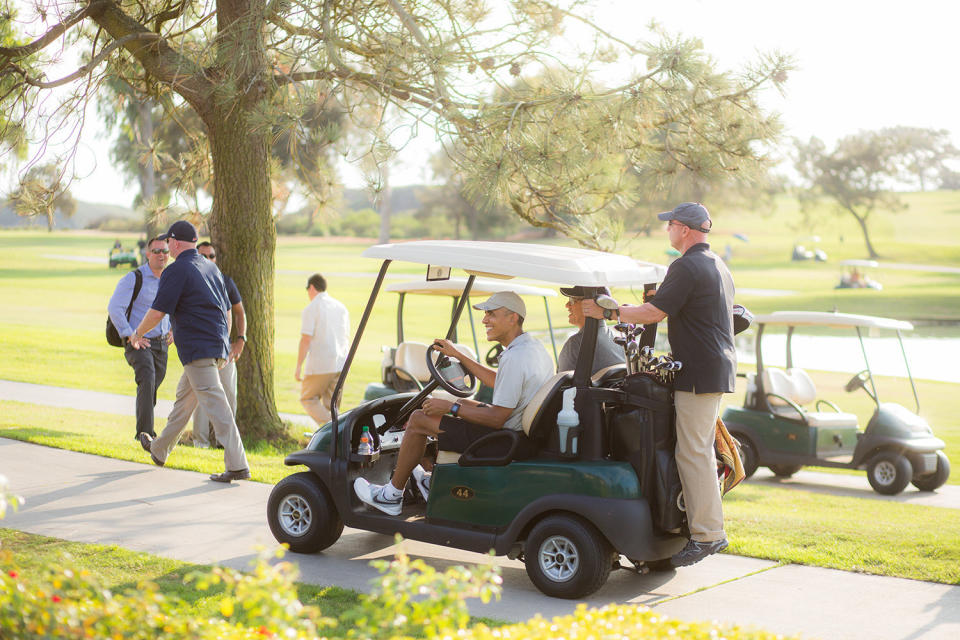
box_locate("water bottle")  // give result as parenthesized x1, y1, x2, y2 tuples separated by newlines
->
(556, 387, 579, 455)
(358, 426, 374, 456)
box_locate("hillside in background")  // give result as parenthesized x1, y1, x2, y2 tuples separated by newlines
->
(0, 200, 138, 229)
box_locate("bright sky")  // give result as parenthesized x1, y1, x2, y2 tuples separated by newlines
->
(37, 0, 960, 207)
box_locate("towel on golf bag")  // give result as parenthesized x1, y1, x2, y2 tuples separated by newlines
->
(715, 416, 745, 495)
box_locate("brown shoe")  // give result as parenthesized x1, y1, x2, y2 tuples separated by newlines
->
(138, 433, 164, 467)
(210, 468, 251, 483)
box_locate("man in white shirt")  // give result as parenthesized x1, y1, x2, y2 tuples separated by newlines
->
(355, 291, 554, 516)
(295, 273, 350, 426)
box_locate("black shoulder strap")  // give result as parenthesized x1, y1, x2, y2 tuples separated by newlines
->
(125, 269, 143, 321)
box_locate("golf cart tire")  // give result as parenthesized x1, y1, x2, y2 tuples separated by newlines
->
(267, 472, 344, 553)
(768, 464, 803, 478)
(524, 514, 614, 599)
(732, 433, 758, 478)
(867, 451, 913, 495)
(911, 451, 951, 492)
(109, 260, 117, 268)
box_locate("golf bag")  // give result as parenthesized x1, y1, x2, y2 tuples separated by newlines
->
(608, 373, 685, 534)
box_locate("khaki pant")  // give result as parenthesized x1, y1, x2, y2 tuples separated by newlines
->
(151, 358, 249, 472)
(300, 372, 340, 426)
(192, 360, 236, 447)
(674, 390, 725, 543)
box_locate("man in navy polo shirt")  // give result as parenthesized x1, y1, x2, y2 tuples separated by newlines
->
(129, 220, 250, 483)
(583, 202, 736, 567)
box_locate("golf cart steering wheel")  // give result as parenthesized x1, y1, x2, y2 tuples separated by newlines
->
(485, 343, 503, 367)
(426, 345, 478, 398)
(844, 369, 871, 393)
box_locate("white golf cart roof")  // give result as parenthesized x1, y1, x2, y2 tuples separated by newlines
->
(385, 277, 557, 298)
(839, 259, 879, 268)
(364, 240, 666, 286)
(754, 311, 913, 331)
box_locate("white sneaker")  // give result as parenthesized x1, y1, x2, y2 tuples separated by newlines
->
(354, 477, 402, 516)
(411, 465, 431, 501)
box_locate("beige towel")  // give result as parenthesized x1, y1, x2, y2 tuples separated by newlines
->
(715, 416, 746, 495)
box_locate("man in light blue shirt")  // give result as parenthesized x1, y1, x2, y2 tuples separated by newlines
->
(107, 237, 172, 440)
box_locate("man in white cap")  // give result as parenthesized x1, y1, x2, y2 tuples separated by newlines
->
(583, 202, 736, 567)
(355, 291, 554, 516)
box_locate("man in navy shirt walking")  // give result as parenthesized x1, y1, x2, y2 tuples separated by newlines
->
(129, 220, 250, 482)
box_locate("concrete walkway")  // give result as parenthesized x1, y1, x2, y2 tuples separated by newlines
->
(3, 379, 959, 509)
(1, 438, 958, 639)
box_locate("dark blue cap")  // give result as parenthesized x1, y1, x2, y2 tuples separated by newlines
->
(158, 220, 198, 242)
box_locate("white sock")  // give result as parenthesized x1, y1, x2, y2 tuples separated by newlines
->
(382, 482, 404, 499)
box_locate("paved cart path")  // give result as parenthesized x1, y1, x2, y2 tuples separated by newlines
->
(1, 438, 958, 639)
(2, 379, 958, 509)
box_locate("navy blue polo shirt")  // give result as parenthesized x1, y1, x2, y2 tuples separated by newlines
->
(650, 243, 737, 393)
(152, 248, 231, 366)
(223, 273, 241, 306)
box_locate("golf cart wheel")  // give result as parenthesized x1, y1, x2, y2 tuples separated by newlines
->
(524, 515, 613, 599)
(267, 472, 343, 553)
(733, 434, 758, 478)
(109, 260, 117, 268)
(867, 451, 913, 495)
(911, 451, 951, 492)
(768, 464, 803, 478)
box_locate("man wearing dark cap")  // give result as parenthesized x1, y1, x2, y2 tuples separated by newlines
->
(128, 220, 251, 483)
(583, 202, 736, 567)
(557, 285, 625, 374)
(354, 291, 553, 516)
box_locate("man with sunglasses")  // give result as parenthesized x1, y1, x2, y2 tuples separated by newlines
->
(190, 241, 246, 448)
(583, 202, 736, 568)
(557, 285, 624, 375)
(108, 236, 173, 441)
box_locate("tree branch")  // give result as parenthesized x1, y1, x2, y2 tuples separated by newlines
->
(0, 2, 97, 61)
(20, 33, 159, 89)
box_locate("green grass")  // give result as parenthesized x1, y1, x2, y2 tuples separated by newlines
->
(0, 528, 360, 620)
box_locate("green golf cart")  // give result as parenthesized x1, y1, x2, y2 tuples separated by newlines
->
(108, 246, 139, 269)
(267, 240, 686, 599)
(722, 311, 950, 495)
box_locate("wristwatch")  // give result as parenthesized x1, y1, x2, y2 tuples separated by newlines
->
(603, 306, 619, 320)
(450, 402, 461, 417)
(236, 335, 246, 341)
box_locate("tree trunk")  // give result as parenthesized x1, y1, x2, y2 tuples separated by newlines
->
(207, 110, 284, 442)
(378, 164, 391, 243)
(851, 211, 880, 259)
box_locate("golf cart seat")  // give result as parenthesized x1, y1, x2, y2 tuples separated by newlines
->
(436, 371, 573, 466)
(393, 341, 477, 390)
(761, 367, 858, 428)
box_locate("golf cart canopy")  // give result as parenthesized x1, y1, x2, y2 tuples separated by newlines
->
(385, 278, 558, 298)
(754, 311, 913, 332)
(363, 240, 666, 286)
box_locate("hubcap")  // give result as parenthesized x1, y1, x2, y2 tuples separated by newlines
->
(538, 535, 580, 582)
(874, 460, 897, 486)
(278, 494, 312, 536)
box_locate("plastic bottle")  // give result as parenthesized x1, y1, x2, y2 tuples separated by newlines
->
(556, 387, 579, 455)
(358, 426, 374, 456)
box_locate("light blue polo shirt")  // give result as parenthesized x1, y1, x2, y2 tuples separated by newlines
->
(107, 264, 171, 339)
(491, 332, 554, 431)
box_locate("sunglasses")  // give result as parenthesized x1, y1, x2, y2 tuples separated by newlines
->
(201, 253, 216, 260)
(150, 249, 170, 254)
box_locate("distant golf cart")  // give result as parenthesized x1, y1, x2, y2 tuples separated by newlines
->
(836, 259, 882, 290)
(109, 246, 139, 269)
(723, 311, 950, 495)
(267, 240, 691, 599)
(364, 278, 560, 403)
(791, 236, 828, 262)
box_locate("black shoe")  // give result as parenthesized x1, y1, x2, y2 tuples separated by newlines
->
(138, 433, 164, 467)
(210, 468, 251, 483)
(671, 537, 729, 567)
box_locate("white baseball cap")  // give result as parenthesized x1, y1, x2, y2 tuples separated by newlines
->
(472, 291, 526, 319)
